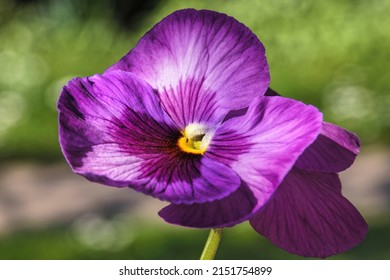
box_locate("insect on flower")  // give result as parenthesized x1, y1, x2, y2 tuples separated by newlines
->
(58, 9, 367, 258)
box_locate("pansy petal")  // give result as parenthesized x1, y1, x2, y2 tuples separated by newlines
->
(250, 168, 368, 258)
(108, 9, 269, 128)
(264, 88, 360, 173)
(159, 181, 257, 228)
(81, 143, 241, 204)
(58, 70, 178, 167)
(58, 71, 240, 204)
(160, 96, 323, 227)
(295, 122, 360, 172)
(208, 96, 323, 206)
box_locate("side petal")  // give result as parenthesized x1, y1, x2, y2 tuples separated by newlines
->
(250, 168, 368, 258)
(160, 96, 323, 227)
(57, 70, 178, 169)
(58, 71, 240, 204)
(108, 9, 269, 128)
(264, 88, 360, 173)
(295, 122, 360, 172)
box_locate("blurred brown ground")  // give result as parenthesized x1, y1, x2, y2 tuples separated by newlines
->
(0, 145, 389, 235)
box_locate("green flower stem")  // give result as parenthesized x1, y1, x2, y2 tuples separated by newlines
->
(200, 228, 224, 260)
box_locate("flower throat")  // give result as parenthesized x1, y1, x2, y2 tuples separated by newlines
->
(177, 123, 212, 155)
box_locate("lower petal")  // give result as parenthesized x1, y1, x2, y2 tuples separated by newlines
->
(249, 168, 368, 258)
(159, 181, 257, 228)
(76, 143, 241, 204)
(132, 155, 241, 204)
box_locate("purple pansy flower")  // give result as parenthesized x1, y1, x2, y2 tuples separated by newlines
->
(57, 9, 367, 258)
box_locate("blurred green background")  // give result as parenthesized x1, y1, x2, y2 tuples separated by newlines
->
(0, 0, 389, 259)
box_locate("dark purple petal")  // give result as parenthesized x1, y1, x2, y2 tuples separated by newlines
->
(159, 181, 257, 228)
(108, 9, 269, 128)
(250, 168, 368, 258)
(160, 96, 323, 227)
(295, 122, 360, 172)
(133, 154, 241, 204)
(58, 70, 240, 204)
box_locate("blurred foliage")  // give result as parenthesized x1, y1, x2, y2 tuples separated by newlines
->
(0, 218, 388, 260)
(0, 0, 139, 161)
(0, 0, 389, 161)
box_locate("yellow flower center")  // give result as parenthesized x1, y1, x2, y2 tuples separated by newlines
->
(178, 137, 205, 155)
(177, 123, 212, 155)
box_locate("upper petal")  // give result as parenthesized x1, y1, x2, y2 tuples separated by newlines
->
(294, 122, 360, 172)
(250, 168, 368, 258)
(160, 96, 323, 227)
(58, 70, 240, 204)
(108, 9, 269, 128)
